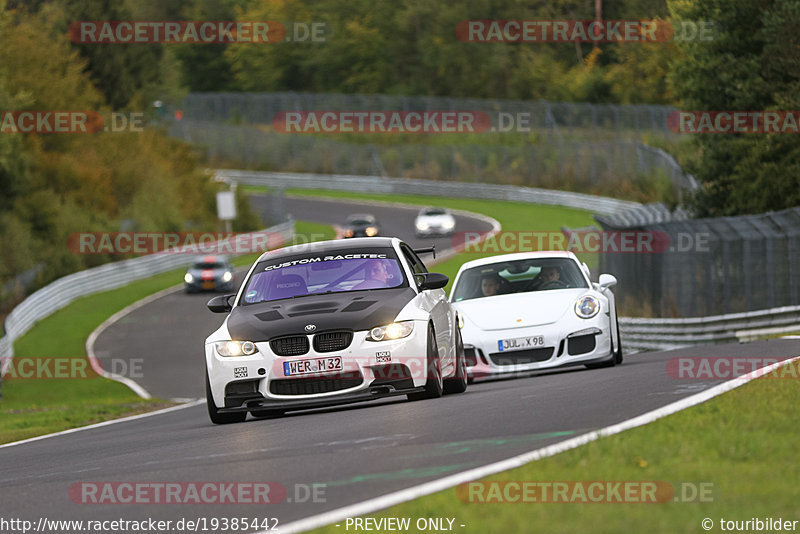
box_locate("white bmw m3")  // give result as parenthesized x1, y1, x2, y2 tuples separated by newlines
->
(203, 237, 467, 424)
(449, 251, 622, 381)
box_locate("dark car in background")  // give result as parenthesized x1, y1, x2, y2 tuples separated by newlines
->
(342, 214, 380, 238)
(184, 255, 235, 293)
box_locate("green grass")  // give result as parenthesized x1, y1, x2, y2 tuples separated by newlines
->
(310, 360, 800, 533)
(283, 188, 597, 291)
(0, 221, 334, 445)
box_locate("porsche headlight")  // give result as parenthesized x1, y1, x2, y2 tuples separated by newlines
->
(222, 271, 233, 282)
(416, 220, 430, 230)
(574, 295, 600, 319)
(344, 229, 354, 237)
(214, 340, 258, 357)
(442, 219, 455, 229)
(366, 321, 414, 341)
(184, 273, 193, 283)
(365, 226, 378, 237)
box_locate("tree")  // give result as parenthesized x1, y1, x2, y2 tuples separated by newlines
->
(669, 0, 800, 215)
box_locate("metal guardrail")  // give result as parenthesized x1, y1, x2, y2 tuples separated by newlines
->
(217, 169, 642, 216)
(0, 221, 295, 383)
(223, 170, 800, 352)
(620, 306, 800, 351)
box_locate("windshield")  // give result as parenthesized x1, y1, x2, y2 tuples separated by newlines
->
(422, 208, 447, 216)
(241, 249, 407, 304)
(451, 258, 588, 302)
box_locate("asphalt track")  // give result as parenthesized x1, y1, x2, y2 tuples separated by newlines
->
(3, 195, 800, 532)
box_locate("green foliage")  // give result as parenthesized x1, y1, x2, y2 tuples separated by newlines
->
(225, 0, 674, 104)
(0, 8, 219, 299)
(669, 0, 800, 215)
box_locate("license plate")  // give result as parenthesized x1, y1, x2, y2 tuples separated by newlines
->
(498, 335, 545, 351)
(283, 357, 343, 376)
(202, 281, 214, 289)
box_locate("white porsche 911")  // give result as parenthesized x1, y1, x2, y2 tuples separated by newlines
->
(203, 237, 467, 424)
(449, 251, 621, 381)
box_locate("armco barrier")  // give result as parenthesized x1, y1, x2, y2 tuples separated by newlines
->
(221, 170, 800, 353)
(0, 221, 295, 386)
(619, 306, 800, 352)
(216, 169, 642, 216)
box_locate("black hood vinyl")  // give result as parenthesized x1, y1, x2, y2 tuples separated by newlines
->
(226, 287, 418, 341)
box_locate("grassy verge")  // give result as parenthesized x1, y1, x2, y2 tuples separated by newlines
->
(311, 359, 800, 533)
(0, 221, 333, 445)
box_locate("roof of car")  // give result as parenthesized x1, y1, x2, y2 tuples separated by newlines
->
(346, 213, 375, 221)
(255, 237, 400, 261)
(196, 255, 229, 263)
(456, 251, 579, 271)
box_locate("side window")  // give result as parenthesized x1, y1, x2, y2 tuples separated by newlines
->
(400, 245, 428, 275)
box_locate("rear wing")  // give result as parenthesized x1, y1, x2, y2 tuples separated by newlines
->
(412, 245, 436, 258)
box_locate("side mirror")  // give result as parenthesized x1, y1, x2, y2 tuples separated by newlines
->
(598, 274, 617, 290)
(207, 294, 235, 313)
(415, 272, 449, 291)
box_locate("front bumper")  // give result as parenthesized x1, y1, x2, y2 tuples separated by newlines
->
(415, 227, 454, 237)
(462, 316, 613, 380)
(206, 321, 431, 412)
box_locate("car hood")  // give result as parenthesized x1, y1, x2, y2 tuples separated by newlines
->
(453, 288, 588, 330)
(226, 287, 417, 341)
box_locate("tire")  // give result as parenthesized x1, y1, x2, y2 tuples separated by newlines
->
(206, 370, 246, 424)
(613, 319, 623, 365)
(443, 328, 468, 394)
(408, 324, 444, 401)
(585, 319, 619, 369)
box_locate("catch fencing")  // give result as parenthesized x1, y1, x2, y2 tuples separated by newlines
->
(597, 207, 800, 318)
(167, 92, 695, 194)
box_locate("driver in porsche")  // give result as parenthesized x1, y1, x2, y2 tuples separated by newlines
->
(530, 266, 563, 290)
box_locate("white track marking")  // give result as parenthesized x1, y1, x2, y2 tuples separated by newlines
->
(0, 399, 203, 449)
(85, 283, 185, 399)
(270, 355, 800, 534)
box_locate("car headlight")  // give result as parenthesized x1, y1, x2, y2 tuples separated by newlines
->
(574, 295, 600, 319)
(214, 340, 258, 357)
(222, 271, 233, 282)
(366, 321, 414, 341)
(184, 273, 193, 283)
(416, 220, 430, 230)
(442, 219, 455, 229)
(365, 226, 378, 237)
(344, 229, 354, 237)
